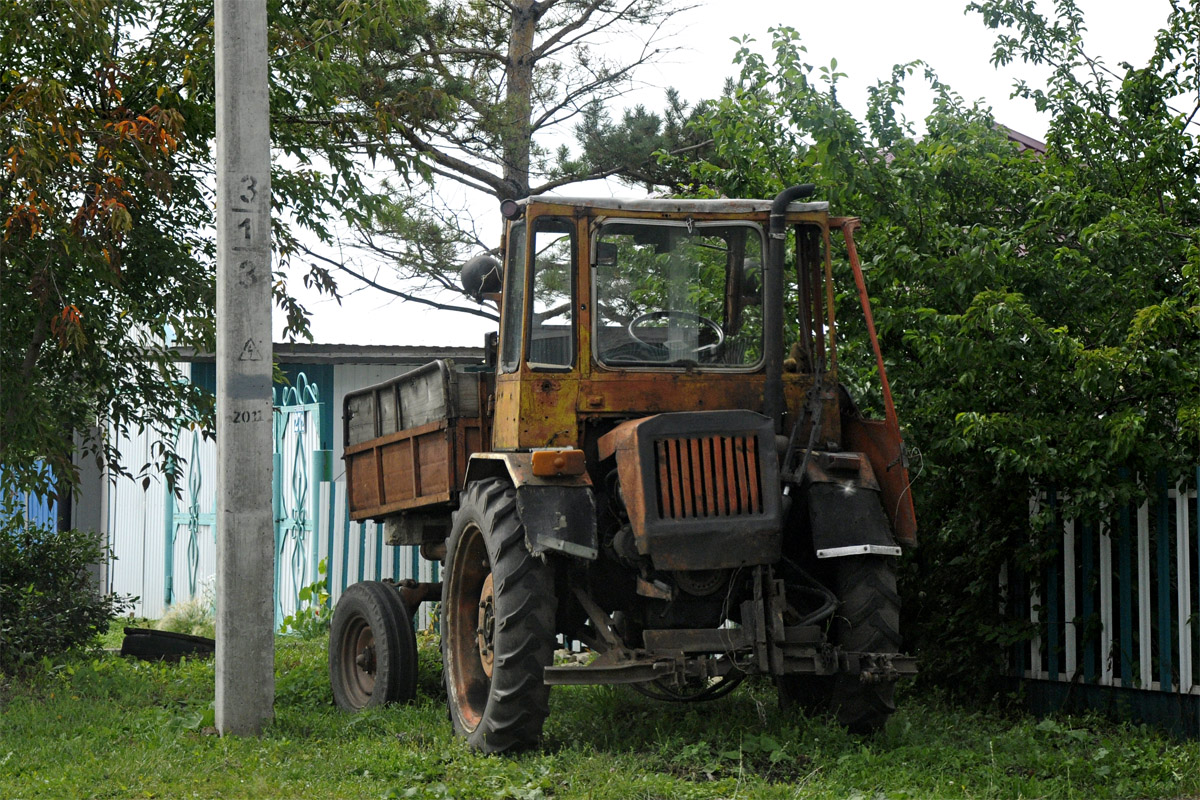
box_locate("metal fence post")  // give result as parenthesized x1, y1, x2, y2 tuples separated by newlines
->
(310, 449, 332, 586)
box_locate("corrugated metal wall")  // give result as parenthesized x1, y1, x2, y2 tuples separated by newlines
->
(318, 481, 439, 630)
(107, 425, 171, 617)
(105, 360, 442, 624)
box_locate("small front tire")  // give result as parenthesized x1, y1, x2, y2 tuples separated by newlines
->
(777, 556, 901, 734)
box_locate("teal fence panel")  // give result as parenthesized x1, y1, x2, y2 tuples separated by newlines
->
(1017, 472, 1199, 736)
(165, 425, 217, 608)
(274, 374, 324, 627)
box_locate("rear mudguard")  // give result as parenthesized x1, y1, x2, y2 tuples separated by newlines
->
(803, 453, 900, 559)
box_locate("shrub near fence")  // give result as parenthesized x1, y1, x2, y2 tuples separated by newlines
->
(0, 515, 131, 673)
(1011, 470, 1200, 736)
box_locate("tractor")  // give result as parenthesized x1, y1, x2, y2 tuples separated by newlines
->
(329, 185, 917, 752)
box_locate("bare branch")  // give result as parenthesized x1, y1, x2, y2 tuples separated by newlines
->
(396, 125, 509, 195)
(422, 45, 510, 65)
(299, 243, 499, 321)
(528, 137, 712, 194)
(531, 0, 608, 59)
(529, 55, 651, 130)
(426, 162, 500, 196)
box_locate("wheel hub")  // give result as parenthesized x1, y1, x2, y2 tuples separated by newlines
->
(477, 573, 496, 678)
(355, 642, 377, 674)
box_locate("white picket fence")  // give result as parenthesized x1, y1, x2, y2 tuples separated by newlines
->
(1017, 475, 1199, 699)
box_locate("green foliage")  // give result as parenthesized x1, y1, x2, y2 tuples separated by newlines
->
(658, 9, 1200, 698)
(0, 1, 698, 493)
(0, 0, 452, 497)
(279, 559, 332, 639)
(0, 0, 216, 497)
(0, 515, 131, 675)
(274, 634, 333, 708)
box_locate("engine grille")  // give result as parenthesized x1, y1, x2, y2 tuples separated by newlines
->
(597, 409, 782, 571)
(653, 435, 763, 520)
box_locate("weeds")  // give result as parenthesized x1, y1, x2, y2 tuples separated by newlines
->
(155, 577, 215, 638)
(279, 559, 332, 639)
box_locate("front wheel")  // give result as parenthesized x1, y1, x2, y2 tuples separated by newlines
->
(828, 556, 901, 733)
(443, 479, 557, 753)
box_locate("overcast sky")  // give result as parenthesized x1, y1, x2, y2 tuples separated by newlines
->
(277, 0, 1171, 349)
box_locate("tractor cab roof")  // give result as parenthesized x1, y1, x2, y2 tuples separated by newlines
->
(519, 195, 830, 217)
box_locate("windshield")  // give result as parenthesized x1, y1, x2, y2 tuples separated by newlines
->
(593, 220, 765, 369)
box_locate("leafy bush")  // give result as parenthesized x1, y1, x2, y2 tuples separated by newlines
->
(0, 515, 132, 674)
(654, 8, 1200, 700)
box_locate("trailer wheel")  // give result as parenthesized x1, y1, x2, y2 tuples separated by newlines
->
(778, 556, 900, 734)
(329, 581, 418, 711)
(443, 479, 557, 753)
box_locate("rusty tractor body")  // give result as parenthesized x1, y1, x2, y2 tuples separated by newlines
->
(329, 186, 918, 752)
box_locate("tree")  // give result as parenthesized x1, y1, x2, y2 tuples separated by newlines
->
(0, 0, 452, 496)
(303, 0, 697, 321)
(1, 0, 214, 497)
(657, 8, 1199, 694)
(571, 87, 712, 192)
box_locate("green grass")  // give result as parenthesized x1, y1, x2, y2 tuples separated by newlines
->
(1, 631, 1196, 800)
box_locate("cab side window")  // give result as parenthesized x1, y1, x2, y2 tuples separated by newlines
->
(499, 222, 526, 374)
(527, 217, 574, 369)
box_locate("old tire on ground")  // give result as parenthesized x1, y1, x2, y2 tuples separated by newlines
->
(443, 479, 557, 753)
(329, 580, 418, 711)
(778, 556, 900, 734)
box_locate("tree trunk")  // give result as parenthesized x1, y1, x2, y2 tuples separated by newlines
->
(503, 0, 539, 199)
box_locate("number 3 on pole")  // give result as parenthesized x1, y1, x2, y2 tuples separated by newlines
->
(240, 174, 257, 204)
(237, 260, 257, 287)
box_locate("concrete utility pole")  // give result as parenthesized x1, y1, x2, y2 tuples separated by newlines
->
(214, 0, 274, 735)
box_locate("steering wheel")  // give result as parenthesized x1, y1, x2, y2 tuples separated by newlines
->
(627, 310, 725, 356)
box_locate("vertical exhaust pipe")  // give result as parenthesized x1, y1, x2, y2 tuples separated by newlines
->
(764, 184, 815, 433)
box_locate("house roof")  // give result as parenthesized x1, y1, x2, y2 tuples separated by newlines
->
(177, 343, 486, 365)
(999, 125, 1047, 154)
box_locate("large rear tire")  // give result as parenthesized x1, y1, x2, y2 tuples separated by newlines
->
(329, 580, 418, 711)
(443, 479, 557, 753)
(828, 556, 901, 734)
(778, 556, 900, 734)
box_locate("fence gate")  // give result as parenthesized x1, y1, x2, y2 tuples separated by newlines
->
(150, 373, 329, 624)
(108, 370, 438, 627)
(273, 374, 330, 627)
